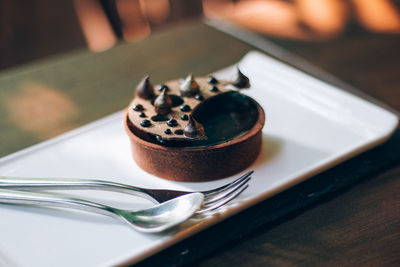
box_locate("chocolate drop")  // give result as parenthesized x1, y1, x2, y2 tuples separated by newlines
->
(175, 129, 184, 135)
(136, 75, 155, 99)
(232, 68, 250, 88)
(151, 114, 169, 122)
(167, 119, 178, 127)
(207, 76, 219, 84)
(140, 120, 152, 127)
(180, 105, 191, 112)
(154, 88, 173, 115)
(133, 104, 143, 111)
(181, 114, 188, 120)
(209, 85, 219, 92)
(139, 112, 146, 118)
(157, 84, 170, 92)
(164, 129, 172, 135)
(180, 73, 200, 97)
(184, 115, 205, 139)
(194, 94, 204, 101)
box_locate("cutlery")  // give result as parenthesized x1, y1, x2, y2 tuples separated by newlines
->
(0, 189, 203, 233)
(0, 171, 253, 213)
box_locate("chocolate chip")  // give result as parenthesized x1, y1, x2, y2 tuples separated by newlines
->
(133, 104, 143, 111)
(136, 76, 155, 99)
(194, 94, 204, 101)
(167, 119, 178, 127)
(181, 114, 188, 120)
(140, 120, 151, 127)
(154, 88, 173, 115)
(180, 74, 200, 97)
(174, 129, 184, 135)
(233, 68, 250, 88)
(164, 129, 172, 134)
(207, 76, 219, 84)
(139, 112, 146, 117)
(180, 105, 191, 112)
(157, 84, 170, 92)
(209, 86, 219, 92)
(184, 115, 205, 138)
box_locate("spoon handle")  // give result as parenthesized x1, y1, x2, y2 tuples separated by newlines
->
(0, 188, 118, 218)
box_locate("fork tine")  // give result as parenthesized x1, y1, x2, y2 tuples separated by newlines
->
(201, 170, 253, 197)
(196, 184, 249, 214)
(204, 175, 251, 205)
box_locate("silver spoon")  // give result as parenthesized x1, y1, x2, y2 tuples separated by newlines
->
(0, 189, 204, 233)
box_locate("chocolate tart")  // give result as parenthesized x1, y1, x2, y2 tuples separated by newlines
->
(124, 70, 265, 181)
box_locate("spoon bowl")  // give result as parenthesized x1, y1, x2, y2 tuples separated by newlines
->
(0, 189, 204, 233)
(118, 192, 204, 232)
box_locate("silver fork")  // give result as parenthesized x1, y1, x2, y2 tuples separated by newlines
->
(0, 171, 253, 213)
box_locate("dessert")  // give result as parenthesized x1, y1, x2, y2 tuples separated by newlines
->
(124, 69, 265, 181)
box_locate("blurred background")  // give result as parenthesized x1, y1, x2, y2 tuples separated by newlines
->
(1, 0, 399, 108)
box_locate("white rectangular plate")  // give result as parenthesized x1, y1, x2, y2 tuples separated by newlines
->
(0, 51, 398, 267)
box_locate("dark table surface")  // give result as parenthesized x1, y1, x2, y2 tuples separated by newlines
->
(0, 21, 399, 266)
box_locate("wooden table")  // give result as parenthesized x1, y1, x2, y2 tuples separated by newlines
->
(0, 21, 399, 266)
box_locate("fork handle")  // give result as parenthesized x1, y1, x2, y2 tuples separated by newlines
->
(0, 188, 119, 218)
(0, 176, 161, 203)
